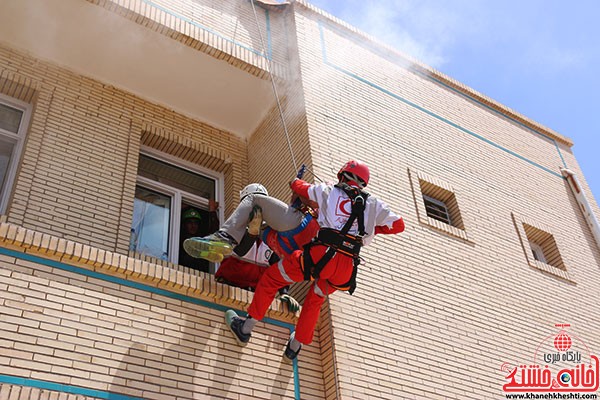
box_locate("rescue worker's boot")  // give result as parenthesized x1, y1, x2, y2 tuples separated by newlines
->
(183, 231, 236, 262)
(284, 331, 302, 361)
(224, 310, 251, 345)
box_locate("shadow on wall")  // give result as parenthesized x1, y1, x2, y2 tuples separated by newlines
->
(108, 299, 296, 399)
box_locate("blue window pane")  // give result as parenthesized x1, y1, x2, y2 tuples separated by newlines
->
(131, 186, 171, 260)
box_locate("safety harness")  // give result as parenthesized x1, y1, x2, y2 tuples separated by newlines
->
(302, 183, 369, 295)
(261, 212, 315, 255)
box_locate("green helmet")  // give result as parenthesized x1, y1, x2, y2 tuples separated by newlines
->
(183, 208, 202, 221)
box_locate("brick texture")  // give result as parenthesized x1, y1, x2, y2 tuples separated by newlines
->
(0, 0, 599, 399)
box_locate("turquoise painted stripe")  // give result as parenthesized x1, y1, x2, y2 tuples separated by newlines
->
(318, 22, 567, 177)
(139, 0, 272, 60)
(293, 356, 300, 399)
(319, 23, 328, 63)
(330, 62, 563, 179)
(0, 247, 300, 400)
(554, 140, 567, 167)
(0, 374, 142, 400)
(0, 247, 293, 329)
(414, 71, 568, 169)
(266, 10, 273, 59)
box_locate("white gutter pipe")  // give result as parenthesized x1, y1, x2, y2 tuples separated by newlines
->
(561, 168, 600, 251)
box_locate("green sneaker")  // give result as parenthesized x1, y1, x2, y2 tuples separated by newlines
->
(195, 251, 224, 263)
(183, 232, 234, 261)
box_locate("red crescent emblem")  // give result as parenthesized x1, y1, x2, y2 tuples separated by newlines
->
(338, 199, 352, 215)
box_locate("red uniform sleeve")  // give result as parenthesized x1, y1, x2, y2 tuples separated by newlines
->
(290, 178, 312, 198)
(375, 217, 405, 235)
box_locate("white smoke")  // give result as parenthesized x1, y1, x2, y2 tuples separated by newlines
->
(309, 0, 488, 69)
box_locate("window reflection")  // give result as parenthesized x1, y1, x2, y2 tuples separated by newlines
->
(131, 186, 171, 260)
(0, 136, 14, 193)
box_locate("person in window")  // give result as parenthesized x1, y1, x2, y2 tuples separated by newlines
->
(178, 201, 219, 273)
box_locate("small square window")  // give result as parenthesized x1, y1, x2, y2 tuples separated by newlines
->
(512, 213, 571, 281)
(408, 168, 469, 241)
(522, 223, 566, 271)
(423, 195, 451, 225)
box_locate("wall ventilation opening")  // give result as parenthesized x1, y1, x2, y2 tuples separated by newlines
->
(420, 179, 465, 230)
(523, 223, 566, 271)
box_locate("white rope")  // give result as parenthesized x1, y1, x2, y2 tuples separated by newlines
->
(249, 1, 327, 183)
(249, 0, 298, 173)
(249, 6, 339, 399)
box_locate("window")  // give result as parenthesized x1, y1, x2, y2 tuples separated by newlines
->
(131, 186, 172, 260)
(512, 213, 571, 281)
(408, 168, 469, 241)
(423, 195, 451, 225)
(0, 95, 30, 214)
(419, 180, 464, 230)
(522, 223, 565, 271)
(130, 150, 223, 273)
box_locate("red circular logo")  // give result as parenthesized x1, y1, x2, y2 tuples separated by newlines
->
(553, 332, 572, 351)
(338, 199, 352, 215)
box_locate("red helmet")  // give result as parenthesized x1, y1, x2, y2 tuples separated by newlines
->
(337, 160, 370, 188)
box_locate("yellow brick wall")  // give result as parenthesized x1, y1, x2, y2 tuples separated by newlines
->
(0, 44, 247, 255)
(0, 248, 325, 399)
(1, 0, 599, 399)
(0, 1, 329, 397)
(87, 0, 290, 79)
(293, 4, 600, 399)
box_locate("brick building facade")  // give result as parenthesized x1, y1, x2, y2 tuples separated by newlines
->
(0, 0, 598, 399)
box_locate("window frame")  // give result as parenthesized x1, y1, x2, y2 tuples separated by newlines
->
(408, 167, 470, 241)
(512, 212, 572, 282)
(529, 242, 547, 264)
(134, 146, 225, 265)
(0, 93, 32, 214)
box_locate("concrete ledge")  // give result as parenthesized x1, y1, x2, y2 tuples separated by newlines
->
(0, 221, 299, 323)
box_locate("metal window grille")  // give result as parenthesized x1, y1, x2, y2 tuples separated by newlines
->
(423, 195, 451, 225)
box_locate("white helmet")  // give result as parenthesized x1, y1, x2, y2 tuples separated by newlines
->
(240, 183, 268, 200)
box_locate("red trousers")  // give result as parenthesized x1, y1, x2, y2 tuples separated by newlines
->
(247, 244, 354, 345)
(215, 257, 265, 289)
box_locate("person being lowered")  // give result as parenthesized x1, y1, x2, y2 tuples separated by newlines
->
(214, 183, 317, 313)
(183, 177, 319, 263)
(184, 160, 404, 360)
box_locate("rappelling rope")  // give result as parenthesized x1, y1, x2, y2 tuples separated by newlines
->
(249, 5, 340, 399)
(249, 0, 298, 173)
(248, 0, 325, 183)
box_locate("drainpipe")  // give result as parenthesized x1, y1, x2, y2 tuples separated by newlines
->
(561, 168, 600, 250)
